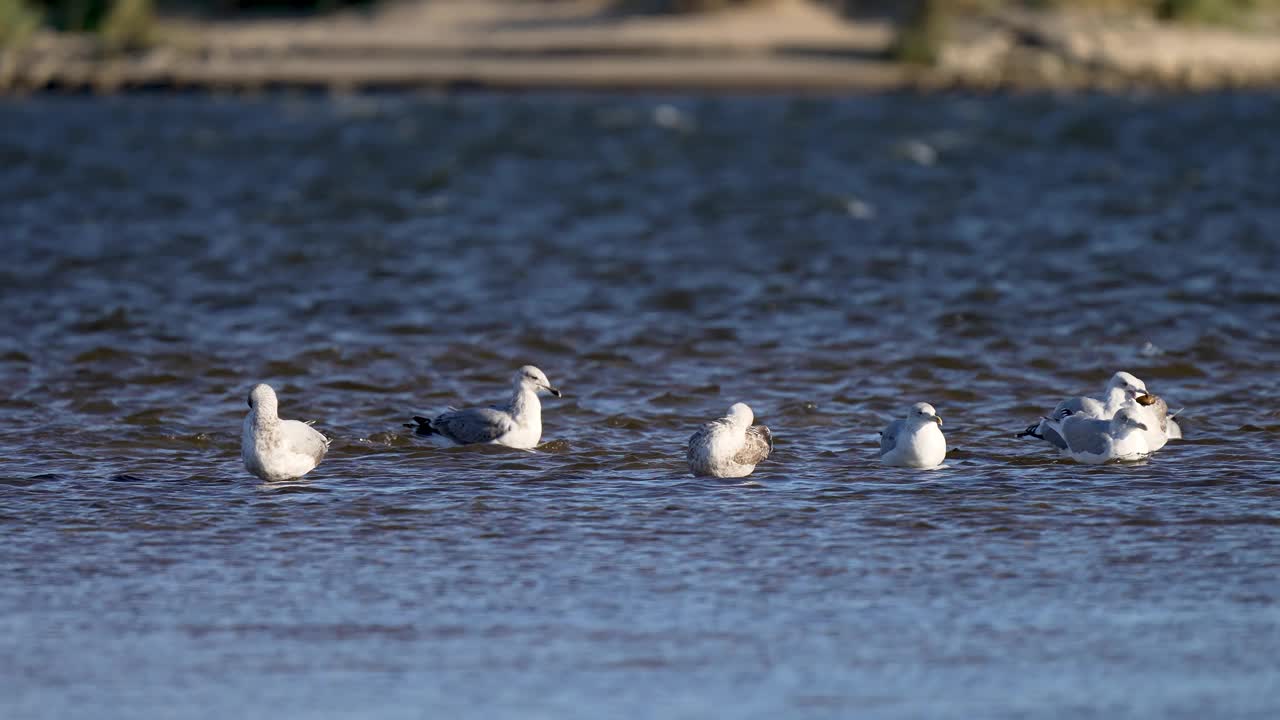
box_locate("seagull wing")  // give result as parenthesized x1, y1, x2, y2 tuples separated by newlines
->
(879, 419, 904, 457)
(1060, 416, 1111, 456)
(687, 423, 714, 466)
(282, 419, 330, 464)
(734, 425, 773, 466)
(432, 407, 516, 445)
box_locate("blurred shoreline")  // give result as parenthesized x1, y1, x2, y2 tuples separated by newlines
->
(4, 0, 1280, 94)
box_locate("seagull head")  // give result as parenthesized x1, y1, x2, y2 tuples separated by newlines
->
(515, 365, 561, 398)
(909, 402, 943, 427)
(1111, 407, 1149, 433)
(1107, 371, 1148, 400)
(726, 402, 754, 427)
(247, 383, 278, 416)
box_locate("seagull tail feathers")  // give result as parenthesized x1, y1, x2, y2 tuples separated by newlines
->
(405, 416, 438, 436)
(1016, 422, 1044, 439)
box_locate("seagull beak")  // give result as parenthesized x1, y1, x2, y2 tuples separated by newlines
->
(547, 385, 562, 398)
(1135, 394, 1157, 406)
(933, 416, 943, 427)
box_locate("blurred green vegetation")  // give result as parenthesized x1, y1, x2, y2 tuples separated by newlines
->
(626, 0, 1280, 17)
(37, 0, 110, 31)
(27, 0, 372, 33)
(910, 0, 1280, 22)
(889, 0, 944, 65)
(1154, 0, 1277, 21)
(101, 0, 154, 50)
(5, 0, 1278, 54)
(0, 0, 42, 47)
(612, 0, 781, 11)
(891, 0, 1280, 65)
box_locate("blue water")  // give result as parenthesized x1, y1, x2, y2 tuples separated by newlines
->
(1, 92, 1279, 719)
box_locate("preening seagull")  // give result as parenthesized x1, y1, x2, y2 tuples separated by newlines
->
(879, 402, 947, 468)
(1097, 371, 1149, 418)
(1019, 371, 1182, 453)
(1018, 396, 1100, 452)
(406, 365, 561, 450)
(687, 402, 773, 478)
(1134, 392, 1180, 449)
(1042, 406, 1151, 465)
(241, 383, 330, 481)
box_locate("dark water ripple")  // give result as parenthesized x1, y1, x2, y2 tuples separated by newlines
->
(1, 93, 1279, 720)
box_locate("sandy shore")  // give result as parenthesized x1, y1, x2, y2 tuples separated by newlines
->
(4, 0, 1280, 93)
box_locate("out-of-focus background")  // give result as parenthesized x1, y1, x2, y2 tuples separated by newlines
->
(3, 0, 1280, 92)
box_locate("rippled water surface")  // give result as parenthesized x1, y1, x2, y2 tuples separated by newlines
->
(2, 93, 1279, 719)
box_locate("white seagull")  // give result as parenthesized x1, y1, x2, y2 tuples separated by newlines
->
(687, 402, 773, 478)
(1018, 395, 1099, 452)
(879, 402, 947, 468)
(1097, 371, 1149, 417)
(1093, 371, 1181, 452)
(1042, 406, 1151, 465)
(1135, 392, 1182, 445)
(407, 365, 561, 449)
(1020, 371, 1182, 453)
(241, 383, 330, 481)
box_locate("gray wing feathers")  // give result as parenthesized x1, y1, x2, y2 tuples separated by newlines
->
(1053, 397, 1087, 419)
(878, 419, 903, 457)
(434, 407, 515, 444)
(734, 425, 772, 466)
(283, 419, 330, 463)
(1041, 423, 1070, 450)
(1079, 397, 1105, 417)
(1061, 417, 1110, 456)
(687, 425, 711, 464)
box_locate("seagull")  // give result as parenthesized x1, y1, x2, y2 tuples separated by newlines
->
(879, 402, 946, 468)
(406, 365, 561, 449)
(1134, 392, 1182, 448)
(1042, 406, 1151, 465)
(241, 383, 330, 481)
(687, 402, 773, 478)
(1095, 372, 1181, 451)
(1097, 371, 1150, 417)
(1020, 371, 1182, 453)
(1018, 396, 1101, 450)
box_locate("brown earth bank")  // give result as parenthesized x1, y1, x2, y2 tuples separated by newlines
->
(3, 0, 1280, 93)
